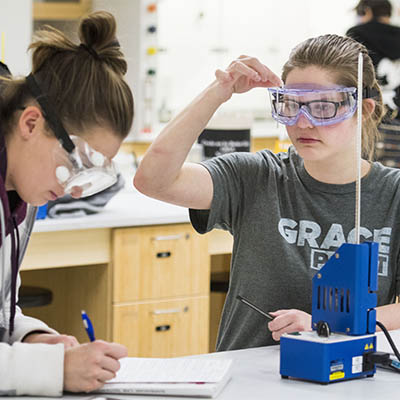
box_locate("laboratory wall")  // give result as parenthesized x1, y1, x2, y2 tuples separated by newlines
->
(92, 0, 366, 137)
(155, 0, 360, 119)
(3, 0, 400, 137)
(0, 0, 32, 75)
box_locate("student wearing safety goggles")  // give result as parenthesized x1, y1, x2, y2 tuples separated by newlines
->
(0, 11, 134, 396)
(135, 34, 400, 352)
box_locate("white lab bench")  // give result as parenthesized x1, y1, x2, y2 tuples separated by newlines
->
(12, 330, 400, 400)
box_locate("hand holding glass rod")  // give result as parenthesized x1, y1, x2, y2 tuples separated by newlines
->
(236, 294, 274, 320)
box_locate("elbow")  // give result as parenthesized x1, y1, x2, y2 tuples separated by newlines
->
(133, 149, 175, 199)
(133, 169, 151, 196)
(133, 149, 161, 197)
(133, 167, 164, 198)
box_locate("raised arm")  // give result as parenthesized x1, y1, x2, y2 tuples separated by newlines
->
(134, 56, 281, 210)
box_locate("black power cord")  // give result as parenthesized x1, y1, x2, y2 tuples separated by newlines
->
(374, 320, 400, 374)
(376, 320, 400, 362)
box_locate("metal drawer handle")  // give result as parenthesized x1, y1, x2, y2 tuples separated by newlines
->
(152, 234, 183, 241)
(156, 251, 171, 258)
(155, 324, 171, 332)
(151, 306, 189, 315)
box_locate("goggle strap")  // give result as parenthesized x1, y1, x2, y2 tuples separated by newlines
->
(67, 149, 83, 170)
(271, 87, 377, 98)
(25, 73, 75, 154)
(362, 86, 379, 99)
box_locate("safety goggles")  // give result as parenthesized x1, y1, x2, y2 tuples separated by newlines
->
(268, 87, 358, 126)
(26, 74, 118, 198)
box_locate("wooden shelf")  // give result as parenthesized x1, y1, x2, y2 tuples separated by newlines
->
(33, 0, 92, 21)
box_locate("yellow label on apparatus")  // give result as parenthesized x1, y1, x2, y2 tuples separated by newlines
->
(329, 371, 345, 381)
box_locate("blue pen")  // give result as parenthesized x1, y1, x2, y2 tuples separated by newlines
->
(81, 310, 96, 342)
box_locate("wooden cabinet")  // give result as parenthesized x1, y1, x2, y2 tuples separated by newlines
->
(112, 223, 210, 357)
(20, 228, 113, 343)
(113, 224, 209, 302)
(113, 296, 209, 358)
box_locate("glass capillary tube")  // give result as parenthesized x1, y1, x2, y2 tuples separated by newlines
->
(355, 52, 363, 245)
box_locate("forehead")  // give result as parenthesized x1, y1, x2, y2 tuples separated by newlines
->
(285, 66, 339, 89)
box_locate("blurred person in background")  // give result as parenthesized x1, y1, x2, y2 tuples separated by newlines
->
(347, 0, 400, 167)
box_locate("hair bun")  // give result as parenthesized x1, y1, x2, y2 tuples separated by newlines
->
(78, 11, 127, 75)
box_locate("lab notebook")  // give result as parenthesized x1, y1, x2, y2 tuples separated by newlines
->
(95, 357, 233, 398)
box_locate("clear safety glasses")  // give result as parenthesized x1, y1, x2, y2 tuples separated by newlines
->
(268, 87, 358, 126)
(53, 135, 117, 197)
(26, 74, 117, 198)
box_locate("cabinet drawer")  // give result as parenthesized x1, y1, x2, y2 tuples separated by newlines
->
(113, 296, 209, 357)
(113, 224, 209, 302)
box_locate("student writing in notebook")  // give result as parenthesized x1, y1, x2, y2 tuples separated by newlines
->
(135, 34, 400, 351)
(0, 11, 133, 396)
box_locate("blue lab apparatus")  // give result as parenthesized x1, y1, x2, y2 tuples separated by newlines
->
(280, 241, 379, 383)
(279, 51, 380, 385)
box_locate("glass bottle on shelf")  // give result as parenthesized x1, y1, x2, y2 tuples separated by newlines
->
(142, 68, 156, 134)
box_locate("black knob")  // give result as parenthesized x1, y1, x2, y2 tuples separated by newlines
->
(316, 321, 330, 337)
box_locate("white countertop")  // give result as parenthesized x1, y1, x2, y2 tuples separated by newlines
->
(33, 191, 190, 233)
(15, 330, 400, 400)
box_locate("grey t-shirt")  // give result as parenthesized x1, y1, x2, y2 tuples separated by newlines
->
(189, 147, 400, 351)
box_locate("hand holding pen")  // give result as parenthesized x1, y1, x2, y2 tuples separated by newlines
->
(62, 310, 128, 392)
